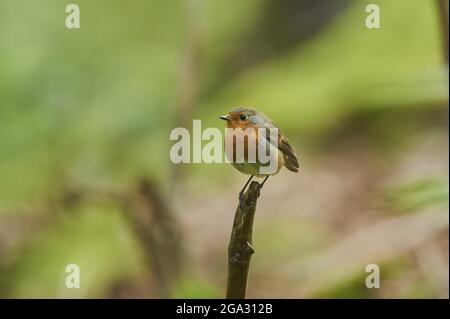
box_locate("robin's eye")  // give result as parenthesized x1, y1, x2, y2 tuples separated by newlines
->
(239, 114, 247, 121)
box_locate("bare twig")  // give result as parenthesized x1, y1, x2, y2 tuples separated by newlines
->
(226, 181, 260, 299)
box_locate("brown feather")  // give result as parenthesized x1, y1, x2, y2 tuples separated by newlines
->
(279, 136, 299, 172)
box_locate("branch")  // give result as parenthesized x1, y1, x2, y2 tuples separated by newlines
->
(226, 181, 260, 299)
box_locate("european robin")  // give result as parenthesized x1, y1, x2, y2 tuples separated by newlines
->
(220, 106, 299, 207)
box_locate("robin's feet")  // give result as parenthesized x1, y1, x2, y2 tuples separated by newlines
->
(238, 175, 254, 208)
(256, 176, 269, 197)
(240, 177, 269, 208)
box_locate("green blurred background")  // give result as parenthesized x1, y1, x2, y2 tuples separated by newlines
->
(0, 0, 448, 298)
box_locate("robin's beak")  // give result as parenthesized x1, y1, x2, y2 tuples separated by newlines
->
(219, 115, 230, 121)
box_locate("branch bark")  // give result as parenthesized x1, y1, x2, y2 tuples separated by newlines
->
(226, 181, 260, 299)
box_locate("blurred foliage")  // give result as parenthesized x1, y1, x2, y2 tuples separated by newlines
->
(385, 177, 449, 214)
(313, 258, 412, 298)
(0, 0, 448, 298)
(1, 201, 144, 298)
(171, 276, 222, 299)
(254, 218, 330, 262)
(198, 0, 446, 133)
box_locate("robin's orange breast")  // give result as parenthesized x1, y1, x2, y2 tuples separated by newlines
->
(224, 126, 260, 163)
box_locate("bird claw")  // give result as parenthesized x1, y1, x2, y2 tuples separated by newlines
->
(255, 182, 265, 198)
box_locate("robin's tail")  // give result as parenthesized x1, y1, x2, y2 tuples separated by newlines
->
(279, 137, 299, 173)
(284, 153, 299, 172)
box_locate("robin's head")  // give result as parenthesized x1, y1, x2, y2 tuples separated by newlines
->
(219, 106, 265, 129)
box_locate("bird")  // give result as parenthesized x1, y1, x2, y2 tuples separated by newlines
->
(219, 106, 299, 207)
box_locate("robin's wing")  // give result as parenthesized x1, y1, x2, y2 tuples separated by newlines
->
(278, 135, 299, 172)
(259, 121, 300, 173)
